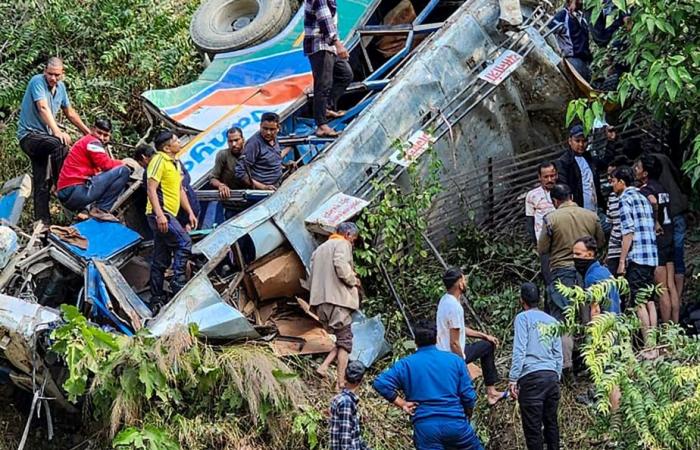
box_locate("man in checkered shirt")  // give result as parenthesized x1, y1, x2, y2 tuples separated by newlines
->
(611, 165, 658, 348)
(303, 0, 353, 138)
(329, 361, 371, 450)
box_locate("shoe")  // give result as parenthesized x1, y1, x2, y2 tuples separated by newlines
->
(89, 207, 119, 222)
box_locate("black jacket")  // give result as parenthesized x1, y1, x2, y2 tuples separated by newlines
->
(555, 147, 602, 210)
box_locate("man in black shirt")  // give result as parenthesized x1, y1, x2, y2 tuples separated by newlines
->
(635, 154, 679, 323)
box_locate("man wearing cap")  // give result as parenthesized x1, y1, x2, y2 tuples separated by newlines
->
(436, 267, 507, 406)
(373, 320, 483, 450)
(309, 222, 362, 390)
(538, 183, 604, 368)
(329, 361, 371, 450)
(146, 130, 198, 306)
(56, 117, 132, 222)
(555, 124, 602, 212)
(17, 57, 91, 224)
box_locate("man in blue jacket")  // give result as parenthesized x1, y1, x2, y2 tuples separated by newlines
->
(373, 320, 483, 450)
(573, 236, 622, 314)
(509, 283, 563, 450)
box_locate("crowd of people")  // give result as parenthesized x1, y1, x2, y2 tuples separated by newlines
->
(312, 222, 566, 450)
(319, 124, 688, 448)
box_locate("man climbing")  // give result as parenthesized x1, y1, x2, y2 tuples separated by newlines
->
(146, 130, 197, 306)
(373, 320, 483, 450)
(508, 283, 563, 450)
(17, 57, 91, 224)
(329, 361, 371, 450)
(551, 0, 593, 81)
(56, 118, 131, 222)
(525, 161, 558, 244)
(436, 267, 507, 406)
(303, 0, 354, 137)
(309, 222, 362, 390)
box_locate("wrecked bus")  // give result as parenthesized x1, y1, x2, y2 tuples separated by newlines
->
(0, 0, 574, 422)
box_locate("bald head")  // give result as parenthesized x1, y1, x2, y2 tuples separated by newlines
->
(44, 57, 64, 88)
(47, 57, 64, 69)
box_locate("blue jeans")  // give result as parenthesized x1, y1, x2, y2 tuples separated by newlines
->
(57, 166, 130, 212)
(673, 214, 686, 274)
(413, 418, 483, 450)
(147, 213, 192, 299)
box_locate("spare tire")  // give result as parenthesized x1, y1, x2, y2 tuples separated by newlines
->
(190, 0, 293, 54)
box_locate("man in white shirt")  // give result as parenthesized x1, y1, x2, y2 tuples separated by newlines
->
(437, 268, 507, 406)
(525, 161, 558, 244)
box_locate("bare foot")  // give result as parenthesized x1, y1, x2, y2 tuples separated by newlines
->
(315, 367, 328, 378)
(326, 109, 346, 119)
(316, 124, 339, 137)
(487, 390, 508, 406)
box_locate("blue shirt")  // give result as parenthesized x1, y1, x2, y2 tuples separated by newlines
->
(619, 187, 658, 267)
(584, 261, 621, 314)
(17, 74, 71, 141)
(373, 345, 476, 424)
(508, 309, 563, 382)
(234, 131, 283, 186)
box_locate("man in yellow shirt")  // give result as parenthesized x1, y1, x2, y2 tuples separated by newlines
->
(146, 130, 198, 306)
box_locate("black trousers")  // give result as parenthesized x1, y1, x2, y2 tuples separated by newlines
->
(464, 340, 498, 386)
(518, 370, 560, 450)
(626, 261, 655, 305)
(19, 132, 68, 223)
(308, 50, 353, 127)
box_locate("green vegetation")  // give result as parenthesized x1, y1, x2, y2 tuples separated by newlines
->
(544, 279, 700, 450)
(567, 0, 700, 185)
(51, 305, 314, 450)
(0, 0, 202, 180)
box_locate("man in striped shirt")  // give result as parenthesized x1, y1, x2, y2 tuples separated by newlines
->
(605, 157, 628, 278)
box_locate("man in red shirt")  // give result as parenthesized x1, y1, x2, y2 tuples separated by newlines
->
(56, 118, 131, 221)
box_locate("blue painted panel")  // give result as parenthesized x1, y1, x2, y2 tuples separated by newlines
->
(86, 262, 134, 336)
(60, 219, 142, 260)
(0, 191, 19, 221)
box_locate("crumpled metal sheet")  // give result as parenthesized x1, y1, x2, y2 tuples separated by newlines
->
(0, 294, 60, 340)
(350, 312, 391, 367)
(147, 273, 259, 340)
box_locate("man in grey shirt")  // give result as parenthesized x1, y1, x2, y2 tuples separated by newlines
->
(509, 282, 563, 450)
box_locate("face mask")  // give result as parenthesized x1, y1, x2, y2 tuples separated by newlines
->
(573, 257, 595, 275)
